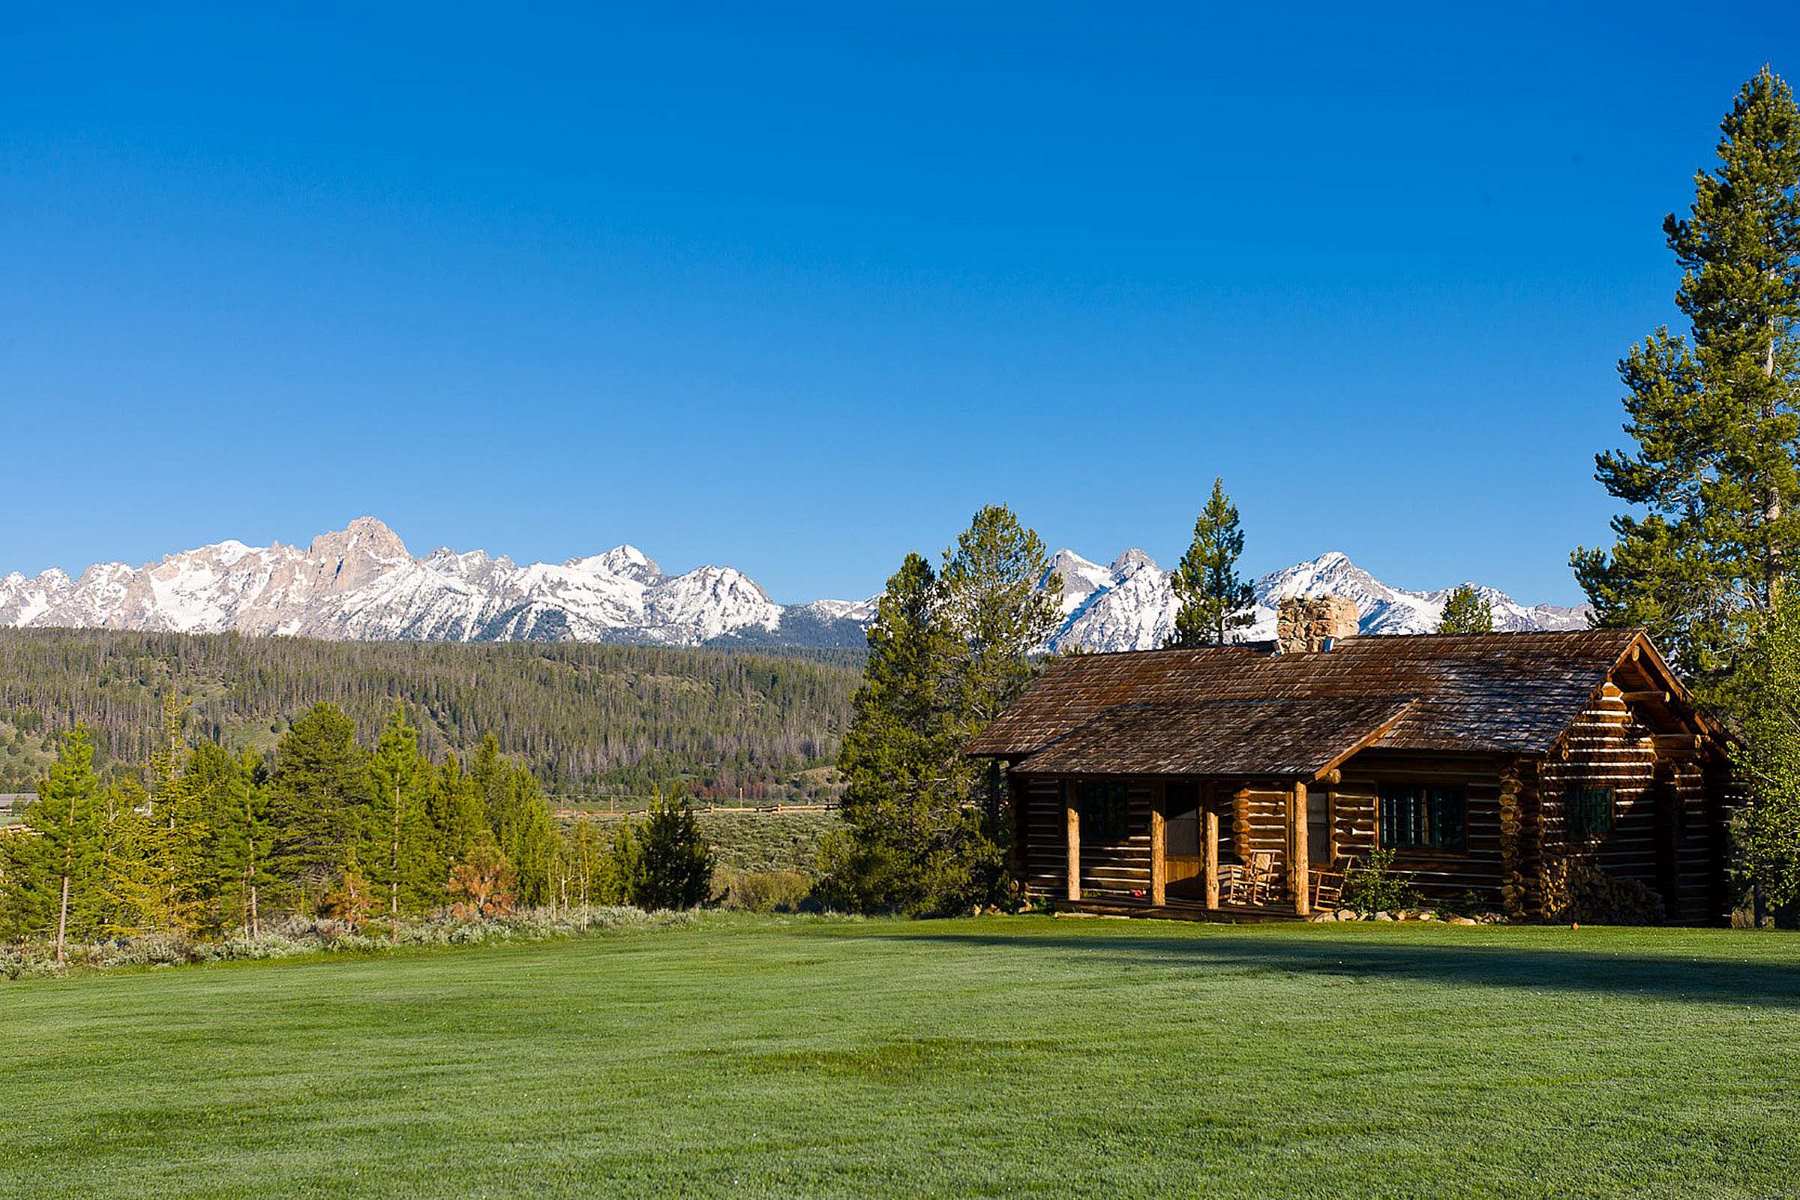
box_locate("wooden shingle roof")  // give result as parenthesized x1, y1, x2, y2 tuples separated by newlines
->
(1012, 696, 1414, 778)
(969, 629, 1653, 770)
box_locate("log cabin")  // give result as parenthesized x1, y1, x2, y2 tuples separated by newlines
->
(967, 596, 1737, 923)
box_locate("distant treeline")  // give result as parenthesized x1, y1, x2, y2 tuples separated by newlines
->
(0, 630, 862, 796)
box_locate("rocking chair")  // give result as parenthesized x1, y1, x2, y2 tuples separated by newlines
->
(1224, 850, 1279, 906)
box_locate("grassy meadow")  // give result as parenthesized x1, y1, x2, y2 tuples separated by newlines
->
(4, 916, 1797, 1199)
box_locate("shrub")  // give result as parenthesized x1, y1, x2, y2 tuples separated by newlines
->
(449, 832, 517, 918)
(318, 847, 375, 929)
(718, 869, 813, 913)
(1342, 849, 1422, 916)
(0, 906, 701, 978)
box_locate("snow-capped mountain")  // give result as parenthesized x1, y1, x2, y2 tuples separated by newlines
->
(1043, 547, 1588, 652)
(0, 519, 1587, 653)
(0, 517, 791, 647)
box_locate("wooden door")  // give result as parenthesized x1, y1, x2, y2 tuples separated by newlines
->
(1164, 780, 1203, 894)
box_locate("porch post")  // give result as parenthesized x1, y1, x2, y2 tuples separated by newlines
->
(1064, 787, 1081, 902)
(1290, 780, 1311, 917)
(1203, 800, 1220, 910)
(1149, 784, 1166, 907)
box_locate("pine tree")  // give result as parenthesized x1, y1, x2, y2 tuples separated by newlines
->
(428, 752, 486, 869)
(266, 703, 372, 907)
(365, 704, 439, 918)
(3, 726, 102, 961)
(1573, 68, 1800, 709)
(1735, 588, 1800, 922)
(939, 506, 1063, 729)
(1168, 477, 1255, 648)
(1437, 585, 1495, 634)
(145, 694, 207, 933)
(631, 787, 714, 911)
(937, 504, 1062, 902)
(472, 747, 552, 908)
(510, 780, 561, 909)
(185, 741, 265, 933)
(94, 777, 167, 938)
(604, 819, 641, 906)
(822, 552, 991, 914)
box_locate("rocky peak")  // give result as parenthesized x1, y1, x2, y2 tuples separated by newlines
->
(568, 544, 662, 583)
(309, 516, 410, 565)
(1109, 548, 1157, 577)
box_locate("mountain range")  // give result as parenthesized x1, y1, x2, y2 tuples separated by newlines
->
(0, 517, 1588, 652)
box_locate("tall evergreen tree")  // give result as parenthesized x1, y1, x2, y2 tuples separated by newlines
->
(185, 741, 265, 933)
(822, 552, 989, 914)
(1573, 68, 1800, 708)
(939, 505, 1062, 729)
(428, 752, 486, 870)
(3, 726, 102, 961)
(508, 776, 561, 909)
(566, 818, 610, 908)
(94, 777, 166, 938)
(1735, 588, 1800, 923)
(1437, 585, 1495, 634)
(1168, 477, 1255, 647)
(266, 703, 372, 905)
(365, 704, 439, 918)
(145, 694, 208, 933)
(464, 733, 560, 907)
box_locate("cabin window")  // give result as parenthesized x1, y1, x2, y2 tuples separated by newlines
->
(1076, 781, 1131, 841)
(1566, 785, 1615, 840)
(1378, 784, 1466, 852)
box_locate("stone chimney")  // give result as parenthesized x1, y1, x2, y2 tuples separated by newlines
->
(1276, 595, 1360, 654)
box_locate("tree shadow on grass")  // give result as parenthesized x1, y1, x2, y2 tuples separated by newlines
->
(887, 928, 1800, 1009)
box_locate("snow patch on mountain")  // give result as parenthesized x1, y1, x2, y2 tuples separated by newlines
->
(0, 520, 1590, 653)
(0, 519, 788, 647)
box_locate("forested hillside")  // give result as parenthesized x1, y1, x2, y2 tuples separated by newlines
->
(0, 630, 860, 798)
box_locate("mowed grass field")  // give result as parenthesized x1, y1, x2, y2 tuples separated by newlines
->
(4, 917, 1798, 1199)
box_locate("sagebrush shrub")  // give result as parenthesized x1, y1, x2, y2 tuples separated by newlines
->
(719, 869, 813, 913)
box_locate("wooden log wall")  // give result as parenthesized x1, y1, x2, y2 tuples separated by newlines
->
(1018, 775, 1070, 899)
(1336, 751, 1508, 909)
(1233, 784, 1294, 889)
(1016, 776, 1154, 900)
(1536, 680, 1720, 922)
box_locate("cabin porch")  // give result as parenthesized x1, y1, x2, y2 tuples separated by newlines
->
(1014, 772, 1335, 919)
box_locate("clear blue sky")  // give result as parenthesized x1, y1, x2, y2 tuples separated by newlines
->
(2, 5, 1792, 604)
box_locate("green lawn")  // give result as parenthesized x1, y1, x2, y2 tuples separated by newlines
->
(4, 916, 1797, 1199)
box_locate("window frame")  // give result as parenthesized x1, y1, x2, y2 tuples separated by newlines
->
(1377, 783, 1468, 854)
(1565, 784, 1615, 842)
(1075, 780, 1132, 842)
